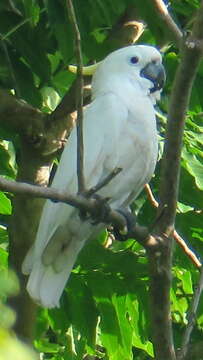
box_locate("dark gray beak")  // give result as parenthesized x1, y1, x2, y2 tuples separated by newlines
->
(140, 62, 166, 93)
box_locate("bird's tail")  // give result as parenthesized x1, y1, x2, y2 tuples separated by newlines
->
(22, 235, 85, 308)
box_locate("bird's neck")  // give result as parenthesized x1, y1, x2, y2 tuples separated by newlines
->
(91, 73, 158, 105)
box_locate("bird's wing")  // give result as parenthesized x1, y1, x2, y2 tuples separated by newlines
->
(26, 91, 128, 260)
(22, 92, 129, 307)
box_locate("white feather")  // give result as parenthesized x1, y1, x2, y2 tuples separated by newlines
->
(23, 45, 164, 307)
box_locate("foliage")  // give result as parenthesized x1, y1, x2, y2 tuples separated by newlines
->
(0, 0, 202, 359)
(0, 269, 36, 360)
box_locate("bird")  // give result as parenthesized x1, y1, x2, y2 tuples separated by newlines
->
(22, 45, 165, 308)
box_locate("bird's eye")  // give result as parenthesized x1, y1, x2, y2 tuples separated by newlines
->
(130, 56, 139, 64)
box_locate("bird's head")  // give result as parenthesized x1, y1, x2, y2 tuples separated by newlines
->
(69, 45, 165, 103)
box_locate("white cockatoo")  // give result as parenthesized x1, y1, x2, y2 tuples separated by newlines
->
(22, 45, 165, 308)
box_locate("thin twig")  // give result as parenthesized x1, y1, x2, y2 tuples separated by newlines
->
(86, 167, 122, 197)
(144, 184, 202, 268)
(66, 0, 85, 193)
(0, 176, 148, 239)
(145, 183, 159, 207)
(177, 267, 203, 360)
(152, 0, 183, 46)
(174, 232, 201, 269)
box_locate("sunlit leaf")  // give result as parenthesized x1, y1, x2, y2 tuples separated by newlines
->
(0, 193, 11, 215)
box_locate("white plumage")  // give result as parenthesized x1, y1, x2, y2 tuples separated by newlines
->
(22, 45, 165, 308)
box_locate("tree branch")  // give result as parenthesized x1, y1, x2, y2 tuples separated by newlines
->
(174, 232, 201, 269)
(66, 0, 85, 193)
(151, 0, 183, 46)
(147, 2, 203, 359)
(159, 3, 203, 236)
(0, 89, 43, 135)
(0, 176, 149, 241)
(144, 184, 202, 269)
(0, 89, 73, 157)
(86, 167, 122, 197)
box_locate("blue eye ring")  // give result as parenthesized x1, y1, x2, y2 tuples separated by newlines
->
(130, 56, 139, 64)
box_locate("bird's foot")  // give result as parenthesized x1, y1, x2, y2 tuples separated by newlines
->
(79, 206, 90, 221)
(113, 208, 137, 241)
(79, 194, 111, 224)
(90, 194, 111, 225)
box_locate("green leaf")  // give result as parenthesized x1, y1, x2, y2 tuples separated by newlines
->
(191, 227, 203, 242)
(176, 211, 203, 261)
(179, 167, 203, 210)
(34, 338, 61, 353)
(0, 192, 11, 215)
(47, 304, 70, 334)
(174, 268, 193, 294)
(0, 141, 16, 178)
(0, 329, 37, 360)
(170, 287, 186, 321)
(0, 225, 8, 245)
(87, 272, 124, 360)
(22, 0, 40, 27)
(12, 34, 51, 82)
(0, 247, 8, 269)
(126, 292, 153, 356)
(0, 269, 19, 297)
(78, 238, 147, 278)
(52, 70, 75, 97)
(112, 293, 133, 359)
(0, 303, 16, 329)
(181, 271, 193, 294)
(65, 276, 98, 352)
(182, 150, 203, 190)
(177, 201, 194, 213)
(0, 12, 51, 82)
(41, 86, 61, 112)
(13, 58, 43, 108)
(46, 0, 73, 62)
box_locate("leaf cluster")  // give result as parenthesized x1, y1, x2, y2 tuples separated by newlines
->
(0, 0, 202, 359)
